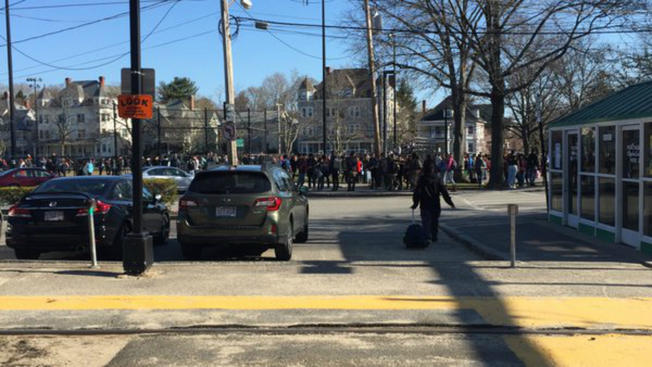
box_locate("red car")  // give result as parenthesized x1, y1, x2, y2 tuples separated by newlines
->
(0, 168, 57, 187)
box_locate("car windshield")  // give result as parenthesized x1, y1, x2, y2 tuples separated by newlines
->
(34, 179, 111, 196)
(188, 172, 270, 194)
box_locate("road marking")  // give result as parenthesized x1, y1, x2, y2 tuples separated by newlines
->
(0, 296, 651, 330)
(504, 334, 652, 367)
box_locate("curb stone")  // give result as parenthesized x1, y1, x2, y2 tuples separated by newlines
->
(439, 223, 506, 261)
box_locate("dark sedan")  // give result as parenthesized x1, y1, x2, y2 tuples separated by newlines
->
(0, 168, 56, 187)
(5, 176, 170, 260)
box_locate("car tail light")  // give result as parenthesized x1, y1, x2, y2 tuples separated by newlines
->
(76, 200, 112, 216)
(8, 204, 30, 218)
(179, 199, 198, 210)
(254, 197, 282, 211)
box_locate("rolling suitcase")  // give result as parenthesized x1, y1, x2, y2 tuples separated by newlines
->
(404, 210, 428, 248)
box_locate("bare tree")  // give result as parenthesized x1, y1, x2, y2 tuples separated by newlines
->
(55, 104, 74, 156)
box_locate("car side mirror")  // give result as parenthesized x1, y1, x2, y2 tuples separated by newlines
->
(299, 186, 308, 196)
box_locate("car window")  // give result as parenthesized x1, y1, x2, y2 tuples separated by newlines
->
(273, 170, 289, 192)
(188, 171, 271, 194)
(34, 170, 50, 177)
(35, 179, 111, 196)
(147, 168, 163, 176)
(280, 171, 295, 192)
(112, 182, 133, 201)
(15, 170, 28, 178)
(172, 168, 187, 177)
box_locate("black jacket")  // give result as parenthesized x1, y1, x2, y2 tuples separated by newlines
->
(412, 175, 455, 211)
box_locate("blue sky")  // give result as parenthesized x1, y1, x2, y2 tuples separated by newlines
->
(0, 0, 369, 103)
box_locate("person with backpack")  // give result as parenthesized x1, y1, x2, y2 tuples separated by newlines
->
(411, 159, 455, 243)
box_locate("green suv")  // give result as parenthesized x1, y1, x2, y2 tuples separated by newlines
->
(177, 165, 309, 260)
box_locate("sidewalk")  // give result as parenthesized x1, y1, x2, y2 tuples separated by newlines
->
(440, 211, 652, 266)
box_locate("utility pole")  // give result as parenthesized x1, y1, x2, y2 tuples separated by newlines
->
(5, 0, 16, 159)
(204, 107, 209, 154)
(263, 108, 267, 153)
(112, 101, 118, 159)
(247, 108, 251, 154)
(123, 0, 152, 275)
(219, 0, 238, 165)
(391, 33, 397, 150)
(156, 107, 161, 157)
(27, 77, 42, 158)
(321, 0, 327, 155)
(276, 103, 282, 154)
(363, 0, 381, 156)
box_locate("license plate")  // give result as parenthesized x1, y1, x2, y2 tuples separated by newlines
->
(44, 211, 64, 221)
(215, 206, 236, 217)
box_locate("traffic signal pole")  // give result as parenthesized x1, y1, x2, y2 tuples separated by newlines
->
(123, 0, 153, 275)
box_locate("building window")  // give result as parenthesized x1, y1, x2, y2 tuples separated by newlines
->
(551, 130, 562, 170)
(467, 126, 474, 135)
(307, 107, 313, 117)
(58, 114, 65, 123)
(101, 113, 110, 122)
(580, 175, 595, 221)
(551, 172, 563, 211)
(77, 114, 85, 123)
(598, 126, 615, 175)
(348, 106, 360, 117)
(46, 131, 50, 139)
(598, 178, 615, 226)
(467, 142, 475, 153)
(102, 144, 107, 153)
(645, 182, 652, 237)
(623, 181, 639, 231)
(645, 122, 652, 178)
(78, 130, 86, 139)
(581, 127, 596, 173)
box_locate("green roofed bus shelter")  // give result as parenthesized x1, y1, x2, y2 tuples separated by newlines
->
(548, 80, 652, 254)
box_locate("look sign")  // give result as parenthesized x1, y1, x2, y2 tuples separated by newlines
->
(118, 94, 153, 119)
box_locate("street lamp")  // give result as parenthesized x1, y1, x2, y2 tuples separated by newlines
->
(26, 77, 42, 158)
(220, 0, 254, 165)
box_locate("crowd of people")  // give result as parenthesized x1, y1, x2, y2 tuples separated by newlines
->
(1, 149, 542, 191)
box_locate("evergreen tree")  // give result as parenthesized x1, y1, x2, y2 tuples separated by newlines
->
(157, 77, 199, 103)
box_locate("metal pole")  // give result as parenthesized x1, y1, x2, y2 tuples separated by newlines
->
(263, 109, 267, 153)
(392, 36, 397, 150)
(247, 108, 251, 154)
(156, 107, 161, 157)
(113, 101, 118, 160)
(129, 0, 143, 235)
(382, 71, 387, 154)
(444, 107, 448, 155)
(508, 204, 518, 267)
(88, 199, 98, 269)
(5, 0, 16, 159)
(204, 107, 209, 155)
(363, 0, 381, 156)
(321, 0, 327, 155)
(277, 103, 282, 154)
(219, 0, 237, 165)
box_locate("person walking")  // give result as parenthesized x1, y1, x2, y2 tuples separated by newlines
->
(526, 150, 539, 186)
(474, 153, 485, 188)
(411, 160, 455, 243)
(330, 152, 341, 191)
(344, 152, 357, 192)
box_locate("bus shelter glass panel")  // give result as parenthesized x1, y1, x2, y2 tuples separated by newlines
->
(599, 178, 615, 227)
(551, 131, 563, 170)
(568, 133, 579, 215)
(599, 126, 616, 175)
(623, 182, 639, 231)
(645, 182, 652, 237)
(581, 127, 596, 172)
(580, 175, 595, 221)
(645, 122, 652, 177)
(623, 129, 640, 179)
(551, 173, 563, 211)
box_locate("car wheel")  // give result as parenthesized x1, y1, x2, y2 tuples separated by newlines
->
(14, 248, 40, 260)
(295, 219, 309, 243)
(154, 215, 170, 246)
(180, 242, 202, 260)
(275, 220, 293, 261)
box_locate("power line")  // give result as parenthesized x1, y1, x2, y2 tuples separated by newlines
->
(235, 16, 652, 36)
(9, 0, 203, 10)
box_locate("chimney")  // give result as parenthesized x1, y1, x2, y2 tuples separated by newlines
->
(99, 76, 105, 87)
(325, 66, 331, 75)
(190, 95, 195, 110)
(65, 77, 71, 87)
(422, 100, 426, 113)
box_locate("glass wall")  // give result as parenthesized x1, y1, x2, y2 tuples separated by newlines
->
(580, 176, 595, 221)
(622, 182, 639, 231)
(645, 182, 652, 237)
(645, 122, 652, 177)
(599, 126, 616, 174)
(581, 127, 596, 172)
(551, 173, 563, 212)
(568, 133, 579, 215)
(599, 178, 615, 226)
(551, 131, 563, 170)
(623, 129, 640, 179)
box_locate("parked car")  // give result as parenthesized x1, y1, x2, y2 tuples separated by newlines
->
(177, 165, 309, 261)
(0, 168, 56, 187)
(142, 166, 194, 192)
(5, 176, 170, 260)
